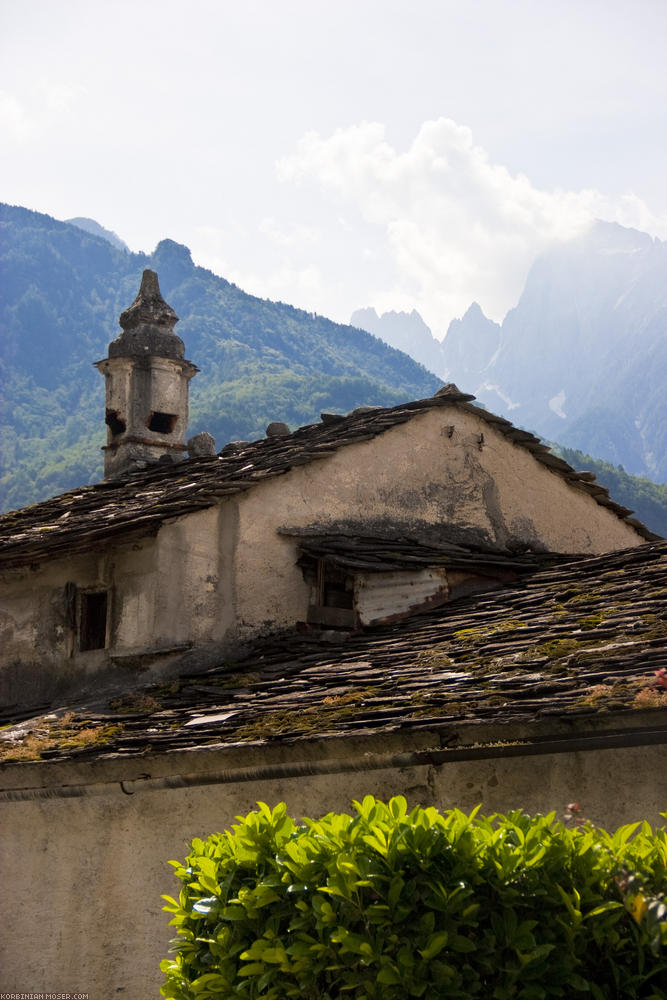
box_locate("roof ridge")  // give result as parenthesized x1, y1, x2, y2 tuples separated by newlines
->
(0, 391, 659, 565)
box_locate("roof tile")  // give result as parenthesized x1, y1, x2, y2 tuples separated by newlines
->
(0, 389, 658, 568)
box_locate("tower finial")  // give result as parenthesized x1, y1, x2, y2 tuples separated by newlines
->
(119, 269, 179, 332)
(108, 269, 184, 360)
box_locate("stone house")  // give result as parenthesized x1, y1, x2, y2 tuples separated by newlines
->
(0, 273, 665, 998)
(0, 271, 653, 711)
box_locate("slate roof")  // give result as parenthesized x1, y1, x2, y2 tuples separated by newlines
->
(0, 386, 656, 569)
(291, 532, 561, 575)
(2, 539, 666, 766)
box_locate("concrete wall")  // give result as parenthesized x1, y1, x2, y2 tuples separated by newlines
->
(1, 727, 664, 998)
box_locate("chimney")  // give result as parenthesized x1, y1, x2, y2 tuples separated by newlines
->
(95, 270, 199, 478)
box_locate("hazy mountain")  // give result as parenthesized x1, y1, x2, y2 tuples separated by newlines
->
(440, 221, 667, 482)
(66, 216, 130, 253)
(0, 204, 440, 511)
(351, 307, 445, 376)
(440, 303, 501, 382)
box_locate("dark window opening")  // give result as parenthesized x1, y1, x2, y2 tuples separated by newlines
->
(322, 566, 354, 609)
(306, 559, 356, 628)
(80, 592, 108, 651)
(147, 411, 178, 434)
(105, 409, 126, 436)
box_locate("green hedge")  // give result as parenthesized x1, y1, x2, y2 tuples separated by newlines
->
(161, 798, 667, 999)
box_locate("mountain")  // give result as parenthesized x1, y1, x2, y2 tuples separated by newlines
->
(440, 303, 501, 384)
(350, 307, 445, 376)
(0, 204, 440, 512)
(440, 221, 667, 482)
(66, 216, 130, 253)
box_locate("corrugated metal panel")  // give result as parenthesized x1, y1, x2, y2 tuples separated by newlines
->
(354, 569, 449, 625)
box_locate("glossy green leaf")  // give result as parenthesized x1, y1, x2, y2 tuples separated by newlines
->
(419, 931, 448, 960)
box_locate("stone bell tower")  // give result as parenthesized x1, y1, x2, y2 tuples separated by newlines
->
(95, 270, 199, 479)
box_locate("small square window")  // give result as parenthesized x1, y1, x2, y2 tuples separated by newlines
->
(306, 558, 356, 628)
(79, 591, 108, 651)
(105, 409, 126, 437)
(147, 411, 178, 434)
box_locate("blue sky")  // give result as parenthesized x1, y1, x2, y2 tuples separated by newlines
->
(2, 0, 666, 334)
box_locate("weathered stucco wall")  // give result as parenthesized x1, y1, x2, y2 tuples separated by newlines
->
(1, 728, 664, 998)
(232, 405, 641, 638)
(150, 504, 237, 649)
(0, 546, 135, 705)
(0, 505, 238, 705)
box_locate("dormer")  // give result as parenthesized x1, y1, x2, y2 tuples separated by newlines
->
(94, 270, 198, 478)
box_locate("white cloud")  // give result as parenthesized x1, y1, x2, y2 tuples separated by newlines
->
(0, 91, 33, 142)
(277, 119, 667, 335)
(258, 217, 321, 249)
(40, 81, 82, 115)
(0, 81, 83, 147)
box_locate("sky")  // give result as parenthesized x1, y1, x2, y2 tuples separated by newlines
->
(2, 0, 667, 336)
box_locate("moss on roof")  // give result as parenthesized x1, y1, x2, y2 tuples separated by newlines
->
(2, 540, 665, 765)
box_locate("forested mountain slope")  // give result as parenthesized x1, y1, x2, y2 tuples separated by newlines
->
(0, 204, 440, 511)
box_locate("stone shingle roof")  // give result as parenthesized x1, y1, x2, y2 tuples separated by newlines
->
(2, 539, 665, 765)
(290, 532, 561, 574)
(0, 386, 657, 568)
